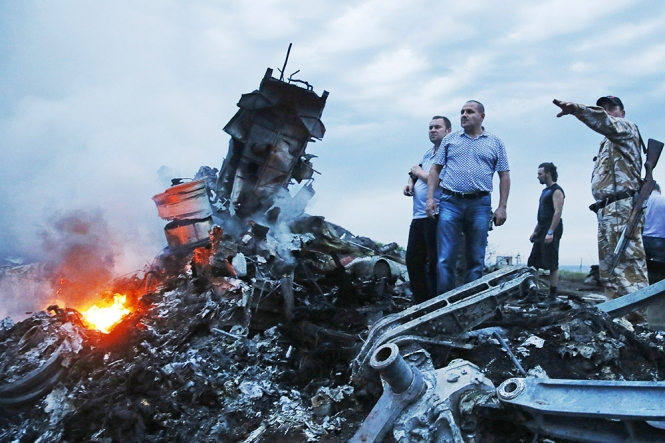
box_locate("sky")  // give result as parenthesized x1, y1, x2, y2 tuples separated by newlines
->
(2, 0, 665, 276)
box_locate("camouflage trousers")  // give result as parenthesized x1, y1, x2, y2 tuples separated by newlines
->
(597, 198, 649, 299)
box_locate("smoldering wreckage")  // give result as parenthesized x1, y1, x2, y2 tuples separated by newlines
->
(3, 63, 665, 443)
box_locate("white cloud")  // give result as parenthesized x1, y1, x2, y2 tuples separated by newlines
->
(501, 0, 638, 44)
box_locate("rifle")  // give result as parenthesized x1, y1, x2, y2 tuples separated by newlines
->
(608, 138, 664, 275)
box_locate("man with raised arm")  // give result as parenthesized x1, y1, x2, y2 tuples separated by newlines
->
(553, 96, 648, 299)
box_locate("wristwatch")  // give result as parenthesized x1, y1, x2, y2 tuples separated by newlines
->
(547, 229, 554, 235)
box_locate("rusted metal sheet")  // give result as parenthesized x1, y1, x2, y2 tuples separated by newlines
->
(163, 217, 214, 250)
(153, 179, 215, 251)
(152, 179, 212, 221)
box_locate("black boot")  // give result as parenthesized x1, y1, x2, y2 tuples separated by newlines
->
(537, 287, 558, 308)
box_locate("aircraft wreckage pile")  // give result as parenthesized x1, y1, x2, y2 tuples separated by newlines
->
(3, 66, 665, 443)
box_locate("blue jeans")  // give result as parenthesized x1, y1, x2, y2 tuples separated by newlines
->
(436, 194, 492, 294)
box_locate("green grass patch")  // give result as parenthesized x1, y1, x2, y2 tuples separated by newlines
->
(558, 269, 588, 283)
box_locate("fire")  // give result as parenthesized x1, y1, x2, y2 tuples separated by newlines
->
(80, 294, 131, 334)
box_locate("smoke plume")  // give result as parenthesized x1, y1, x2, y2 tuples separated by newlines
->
(0, 210, 120, 321)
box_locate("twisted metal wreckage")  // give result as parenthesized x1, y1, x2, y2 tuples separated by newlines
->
(350, 268, 665, 443)
(3, 55, 665, 442)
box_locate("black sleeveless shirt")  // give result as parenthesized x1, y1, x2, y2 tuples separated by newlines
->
(537, 183, 565, 226)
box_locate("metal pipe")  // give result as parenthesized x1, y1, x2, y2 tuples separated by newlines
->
(351, 344, 424, 443)
(493, 330, 527, 376)
(370, 343, 413, 394)
(497, 377, 665, 442)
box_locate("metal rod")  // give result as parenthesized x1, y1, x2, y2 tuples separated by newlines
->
(279, 43, 292, 81)
(211, 327, 243, 340)
(493, 330, 527, 376)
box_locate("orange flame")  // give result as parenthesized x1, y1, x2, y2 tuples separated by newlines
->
(80, 294, 131, 334)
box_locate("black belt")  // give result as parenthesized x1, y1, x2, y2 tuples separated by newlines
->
(589, 190, 636, 213)
(442, 188, 490, 200)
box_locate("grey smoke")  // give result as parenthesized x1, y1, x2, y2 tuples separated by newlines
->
(0, 210, 119, 321)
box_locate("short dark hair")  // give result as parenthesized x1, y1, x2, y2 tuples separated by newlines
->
(432, 115, 451, 130)
(465, 100, 485, 113)
(539, 162, 558, 182)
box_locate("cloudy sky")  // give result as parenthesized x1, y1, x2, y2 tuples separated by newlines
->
(2, 0, 665, 275)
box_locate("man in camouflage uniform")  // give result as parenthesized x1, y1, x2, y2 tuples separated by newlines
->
(553, 96, 648, 299)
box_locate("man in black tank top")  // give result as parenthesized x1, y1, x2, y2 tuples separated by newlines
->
(528, 162, 565, 305)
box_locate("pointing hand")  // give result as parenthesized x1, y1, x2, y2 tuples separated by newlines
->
(553, 99, 577, 118)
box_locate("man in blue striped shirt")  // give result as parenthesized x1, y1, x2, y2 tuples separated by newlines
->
(425, 100, 511, 294)
(404, 116, 452, 303)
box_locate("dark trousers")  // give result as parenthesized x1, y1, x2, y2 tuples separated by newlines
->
(645, 236, 665, 284)
(645, 236, 665, 263)
(406, 217, 438, 303)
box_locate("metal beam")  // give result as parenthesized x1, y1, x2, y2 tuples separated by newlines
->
(597, 279, 665, 317)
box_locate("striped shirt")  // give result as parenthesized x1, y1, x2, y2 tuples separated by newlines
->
(432, 129, 510, 193)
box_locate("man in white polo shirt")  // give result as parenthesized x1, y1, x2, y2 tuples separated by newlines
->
(644, 182, 665, 329)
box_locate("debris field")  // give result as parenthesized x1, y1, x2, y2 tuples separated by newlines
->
(3, 220, 665, 442)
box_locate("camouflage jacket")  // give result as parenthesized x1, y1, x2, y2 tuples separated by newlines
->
(573, 104, 643, 201)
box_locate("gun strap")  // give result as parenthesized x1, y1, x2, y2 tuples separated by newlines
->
(635, 126, 649, 194)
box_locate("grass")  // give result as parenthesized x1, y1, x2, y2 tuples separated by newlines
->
(558, 269, 588, 283)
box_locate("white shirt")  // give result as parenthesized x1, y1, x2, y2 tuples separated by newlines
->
(644, 191, 665, 238)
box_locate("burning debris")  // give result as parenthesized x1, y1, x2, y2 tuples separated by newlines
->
(4, 59, 665, 443)
(0, 217, 407, 442)
(79, 294, 131, 334)
(0, 211, 121, 324)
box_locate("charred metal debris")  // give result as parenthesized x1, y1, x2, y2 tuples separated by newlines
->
(4, 61, 665, 443)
